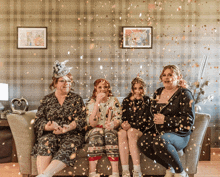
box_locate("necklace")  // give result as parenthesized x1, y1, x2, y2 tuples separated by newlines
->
(160, 87, 178, 100)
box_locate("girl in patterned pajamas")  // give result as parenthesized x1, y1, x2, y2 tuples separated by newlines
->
(85, 78, 122, 177)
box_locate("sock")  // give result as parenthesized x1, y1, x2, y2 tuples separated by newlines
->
(169, 167, 175, 173)
(179, 170, 186, 174)
(133, 165, 141, 173)
(89, 172, 96, 177)
(112, 172, 119, 177)
(122, 165, 129, 172)
(43, 160, 66, 177)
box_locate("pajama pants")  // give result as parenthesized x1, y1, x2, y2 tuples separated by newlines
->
(85, 127, 119, 161)
(34, 133, 84, 167)
(137, 128, 190, 173)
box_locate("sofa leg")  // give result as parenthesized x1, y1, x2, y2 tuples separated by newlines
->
(22, 175, 30, 177)
(188, 175, 194, 177)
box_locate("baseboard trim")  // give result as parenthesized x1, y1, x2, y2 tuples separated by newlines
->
(211, 148, 220, 153)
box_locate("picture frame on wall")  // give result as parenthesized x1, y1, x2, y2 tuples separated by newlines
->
(122, 26, 153, 49)
(17, 27, 47, 49)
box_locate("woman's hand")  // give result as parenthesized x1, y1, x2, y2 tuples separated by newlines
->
(121, 121, 131, 131)
(96, 93, 106, 103)
(153, 114, 165, 124)
(53, 127, 64, 134)
(106, 107, 113, 122)
(53, 121, 77, 134)
(105, 121, 114, 130)
(62, 121, 77, 133)
(44, 121, 60, 131)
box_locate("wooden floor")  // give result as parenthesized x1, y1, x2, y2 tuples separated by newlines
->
(1, 161, 220, 177)
(1, 150, 220, 177)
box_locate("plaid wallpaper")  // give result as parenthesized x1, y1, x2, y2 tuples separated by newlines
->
(0, 0, 219, 146)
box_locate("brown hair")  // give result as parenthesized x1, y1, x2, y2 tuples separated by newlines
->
(49, 73, 74, 90)
(91, 78, 113, 99)
(159, 65, 188, 88)
(131, 77, 146, 91)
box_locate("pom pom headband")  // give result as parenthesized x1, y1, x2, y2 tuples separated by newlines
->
(53, 60, 72, 78)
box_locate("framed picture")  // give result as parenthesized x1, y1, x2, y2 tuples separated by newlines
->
(17, 27, 47, 49)
(122, 26, 153, 49)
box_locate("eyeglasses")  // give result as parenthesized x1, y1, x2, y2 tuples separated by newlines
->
(58, 80, 71, 83)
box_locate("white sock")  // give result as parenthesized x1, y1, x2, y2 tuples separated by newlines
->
(112, 172, 119, 177)
(122, 165, 129, 172)
(169, 167, 175, 173)
(179, 170, 186, 174)
(89, 172, 96, 177)
(43, 160, 66, 177)
(133, 165, 141, 173)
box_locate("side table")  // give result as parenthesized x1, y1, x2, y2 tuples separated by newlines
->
(0, 118, 18, 162)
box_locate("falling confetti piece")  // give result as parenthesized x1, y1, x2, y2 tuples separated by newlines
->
(68, 171, 73, 175)
(177, 6, 182, 11)
(90, 43, 95, 49)
(30, 119, 35, 124)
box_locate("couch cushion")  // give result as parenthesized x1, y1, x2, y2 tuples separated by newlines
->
(76, 143, 88, 158)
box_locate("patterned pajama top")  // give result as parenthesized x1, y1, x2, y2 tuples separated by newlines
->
(31, 91, 86, 165)
(86, 96, 122, 128)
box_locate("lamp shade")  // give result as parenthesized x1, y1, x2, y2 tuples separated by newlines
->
(0, 83, 8, 101)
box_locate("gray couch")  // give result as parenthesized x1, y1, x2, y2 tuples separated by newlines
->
(7, 111, 210, 177)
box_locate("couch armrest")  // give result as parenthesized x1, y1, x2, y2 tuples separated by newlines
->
(184, 113, 211, 174)
(7, 111, 36, 175)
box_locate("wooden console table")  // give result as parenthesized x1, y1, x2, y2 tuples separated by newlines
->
(0, 119, 18, 162)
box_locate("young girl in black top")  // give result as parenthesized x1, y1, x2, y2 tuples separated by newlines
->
(118, 77, 151, 177)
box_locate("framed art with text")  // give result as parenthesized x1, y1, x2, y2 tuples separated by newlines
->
(122, 26, 153, 49)
(17, 27, 47, 49)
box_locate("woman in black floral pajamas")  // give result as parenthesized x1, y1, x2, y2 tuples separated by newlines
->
(31, 60, 86, 177)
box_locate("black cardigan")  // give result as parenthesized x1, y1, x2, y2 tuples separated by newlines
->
(150, 87, 195, 137)
(122, 95, 152, 132)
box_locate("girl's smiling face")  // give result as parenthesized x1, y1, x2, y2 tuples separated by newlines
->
(132, 83, 144, 98)
(96, 81, 109, 96)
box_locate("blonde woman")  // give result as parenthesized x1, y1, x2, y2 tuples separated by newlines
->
(137, 65, 195, 177)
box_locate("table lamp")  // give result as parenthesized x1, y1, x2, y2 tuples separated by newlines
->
(0, 83, 9, 116)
